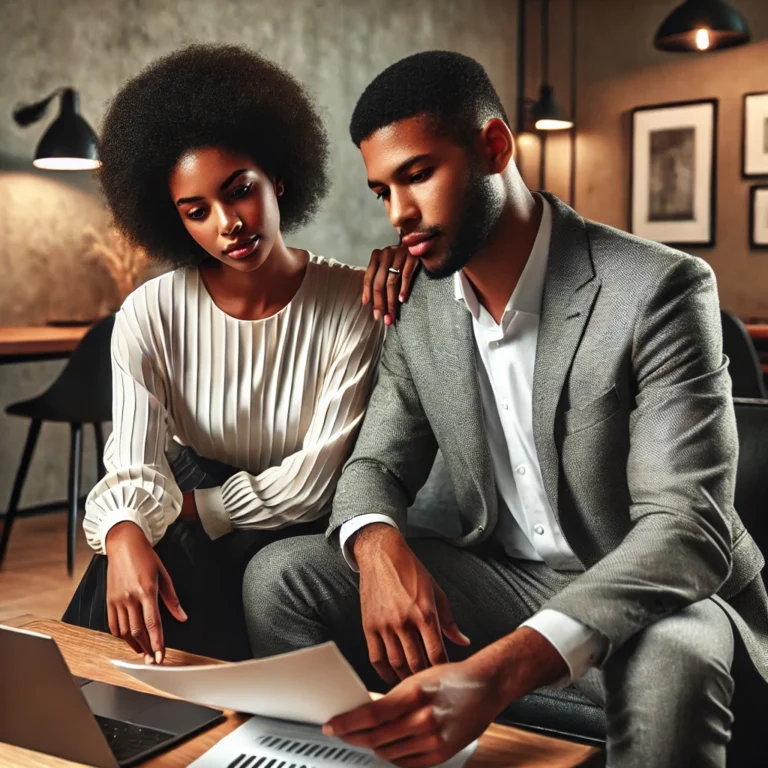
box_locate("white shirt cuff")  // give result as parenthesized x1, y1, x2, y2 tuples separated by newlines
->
(194, 487, 232, 540)
(339, 514, 399, 572)
(520, 609, 608, 687)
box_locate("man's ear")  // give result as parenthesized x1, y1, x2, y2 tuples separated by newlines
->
(479, 118, 515, 173)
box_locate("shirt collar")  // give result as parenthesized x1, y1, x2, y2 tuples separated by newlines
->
(454, 193, 552, 321)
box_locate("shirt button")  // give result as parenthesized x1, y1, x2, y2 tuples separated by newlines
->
(501, 402, 510, 410)
(534, 524, 545, 535)
(517, 466, 526, 475)
(477, 525, 485, 533)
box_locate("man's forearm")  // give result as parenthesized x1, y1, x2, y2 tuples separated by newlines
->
(468, 627, 570, 709)
(352, 522, 406, 569)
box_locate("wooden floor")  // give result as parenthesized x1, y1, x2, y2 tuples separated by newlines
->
(0, 513, 90, 622)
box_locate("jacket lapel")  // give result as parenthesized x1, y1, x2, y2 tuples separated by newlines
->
(533, 193, 601, 519)
(426, 279, 498, 532)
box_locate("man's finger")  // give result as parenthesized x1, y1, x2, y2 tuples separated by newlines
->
(324, 682, 428, 737)
(363, 250, 380, 306)
(125, 599, 153, 657)
(376, 733, 444, 763)
(383, 630, 411, 681)
(420, 620, 449, 668)
(158, 561, 187, 623)
(399, 626, 429, 676)
(434, 587, 470, 646)
(365, 629, 398, 685)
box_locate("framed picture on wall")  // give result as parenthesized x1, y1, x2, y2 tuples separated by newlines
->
(630, 99, 717, 247)
(750, 186, 768, 249)
(743, 92, 768, 178)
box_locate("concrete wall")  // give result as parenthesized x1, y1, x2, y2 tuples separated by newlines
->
(0, 0, 519, 514)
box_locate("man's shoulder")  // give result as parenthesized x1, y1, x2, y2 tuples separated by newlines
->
(584, 218, 714, 291)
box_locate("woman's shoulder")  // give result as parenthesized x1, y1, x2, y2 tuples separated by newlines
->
(119, 266, 196, 315)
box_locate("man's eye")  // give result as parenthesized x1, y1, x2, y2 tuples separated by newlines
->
(231, 184, 252, 199)
(410, 168, 433, 184)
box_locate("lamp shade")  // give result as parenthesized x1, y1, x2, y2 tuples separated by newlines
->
(531, 85, 574, 131)
(13, 88, 100, 170)
(654, 0, 750, 52)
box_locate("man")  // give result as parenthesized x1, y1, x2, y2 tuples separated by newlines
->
(243, 51, 768, 767)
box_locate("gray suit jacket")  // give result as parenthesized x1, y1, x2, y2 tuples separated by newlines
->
(330, 193, 768, 679)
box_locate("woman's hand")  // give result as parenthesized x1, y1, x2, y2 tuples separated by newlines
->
(363, 246, 420, 326)
(104, 521, 187, 663)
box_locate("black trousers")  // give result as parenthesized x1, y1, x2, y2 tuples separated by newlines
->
(62, 445, 327, 661)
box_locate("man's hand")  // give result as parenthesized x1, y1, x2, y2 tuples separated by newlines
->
(324, 628, 568, 768)
(353, 524, 470, 683)
(104, 521, 187, 664)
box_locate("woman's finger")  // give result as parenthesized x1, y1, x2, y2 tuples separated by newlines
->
(116, 603, 143, 655)
(107, 601, 119, 639)
(125, 598, 153, 657)
(399, 255, 420, 304)
(372, 249, 395, 321)
(386, 249, 408, 325)
(363, 250, 380, 307)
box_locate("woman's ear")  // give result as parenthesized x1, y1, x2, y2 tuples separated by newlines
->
(273, 178, 285, 197)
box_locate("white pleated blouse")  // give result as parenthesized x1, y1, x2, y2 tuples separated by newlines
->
(83, 254, 384, 553)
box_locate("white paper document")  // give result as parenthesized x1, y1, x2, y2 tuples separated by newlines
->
(188, 713, 477, 768)
(111, 641, 370, 725)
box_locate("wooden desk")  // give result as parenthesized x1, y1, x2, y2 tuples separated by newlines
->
(0, 326, 90, 365)
(0, 616, 601, 768)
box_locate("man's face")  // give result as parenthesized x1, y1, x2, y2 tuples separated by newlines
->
(360, 116, 503, 279)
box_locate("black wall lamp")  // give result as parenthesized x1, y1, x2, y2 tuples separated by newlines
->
(654, 0, 750, 52)
(13, 87, 100, 170)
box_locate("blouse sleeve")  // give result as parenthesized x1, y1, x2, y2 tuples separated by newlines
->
(82, 306, 182, 553)
(193, 302, 384, 539)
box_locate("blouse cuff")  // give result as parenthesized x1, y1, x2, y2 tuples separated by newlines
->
(98, 509, 155, 554)
(195, 487, 232, 540)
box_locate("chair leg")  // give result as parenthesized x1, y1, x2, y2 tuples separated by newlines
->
(67, 423, 83, 577)
(0, 419, 42, 568)
(93, 422, 105, 481)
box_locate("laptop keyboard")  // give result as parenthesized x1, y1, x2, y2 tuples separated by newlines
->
(94, 714, 174, 764)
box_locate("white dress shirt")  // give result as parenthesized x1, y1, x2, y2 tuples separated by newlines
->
(340, 196, 607, 683)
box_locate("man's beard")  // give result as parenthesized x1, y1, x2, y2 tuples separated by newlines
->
(423, 163, 504, 281)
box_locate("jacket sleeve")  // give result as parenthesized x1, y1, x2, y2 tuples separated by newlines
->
(542, 257, 736, 661)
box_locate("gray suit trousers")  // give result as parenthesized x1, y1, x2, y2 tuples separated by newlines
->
(243, 535, 735, 768)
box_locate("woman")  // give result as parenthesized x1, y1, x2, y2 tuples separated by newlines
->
(63, 44, 416, 663)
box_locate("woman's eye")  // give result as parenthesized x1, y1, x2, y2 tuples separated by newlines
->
(375, 190, 389, 201)
(187, 208, 207, 221)
(231, 184, 252, 199)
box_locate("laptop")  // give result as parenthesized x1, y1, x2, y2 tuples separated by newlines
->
(0, 625, 225, 767)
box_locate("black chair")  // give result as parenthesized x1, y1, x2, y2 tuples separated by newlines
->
(722, 310, 767, 399)
(0, 315, 114, 575)
(410, 398, 768, 765)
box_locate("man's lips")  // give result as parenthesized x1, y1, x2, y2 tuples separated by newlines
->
(223, 235, 259, 259)
(401, 233, 439, 258)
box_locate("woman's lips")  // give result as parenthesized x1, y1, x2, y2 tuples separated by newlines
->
(224, 236, 260, 260)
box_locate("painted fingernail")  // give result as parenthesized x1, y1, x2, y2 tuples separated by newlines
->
(155, 651, 163, 664)
(399, 294, 406, 303)
(373, 310, 380, 321)
(323, 724, 334, 737)
(144, 654, 153, 665)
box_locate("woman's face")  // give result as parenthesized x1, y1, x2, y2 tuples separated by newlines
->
(169, 146, 283, 271)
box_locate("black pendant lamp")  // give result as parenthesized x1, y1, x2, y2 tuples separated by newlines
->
(532, 0, 573, 131)
(654, 0, 750, 52)
(13, 87, 100, 170)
